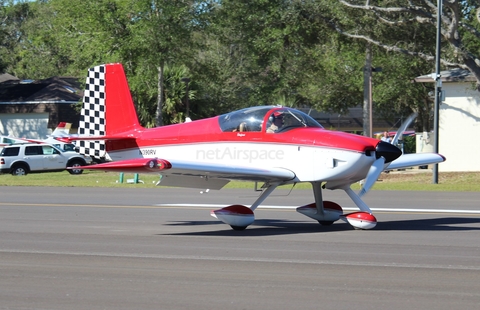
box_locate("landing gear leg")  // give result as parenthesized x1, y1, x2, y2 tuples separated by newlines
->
(249, 182, 280, 211)
(312, 182, 331, 225)
(296, 182, 343, 224)
(340, 186, 378, 230)
(211, 182, 280, 230)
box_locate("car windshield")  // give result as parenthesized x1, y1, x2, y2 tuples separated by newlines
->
(52, 143, 76, 152)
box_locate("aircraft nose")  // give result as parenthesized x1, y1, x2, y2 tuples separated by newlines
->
(376, 141, 402, 163)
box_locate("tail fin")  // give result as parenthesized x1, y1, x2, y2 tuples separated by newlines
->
(78, 63, 142, 158)
(50, 122, 71, 137)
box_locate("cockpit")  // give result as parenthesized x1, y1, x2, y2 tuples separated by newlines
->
(218, 106, 323, 133)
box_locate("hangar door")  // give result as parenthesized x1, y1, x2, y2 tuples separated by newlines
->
(0, 113, 49, 139)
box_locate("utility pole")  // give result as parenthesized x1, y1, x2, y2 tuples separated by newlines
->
(432, 0, 442, 184)
(363, 44, 372, 137)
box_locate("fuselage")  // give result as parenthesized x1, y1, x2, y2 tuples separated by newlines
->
(102, 107, 385, 185)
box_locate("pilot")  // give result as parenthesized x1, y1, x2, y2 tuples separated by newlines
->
(233, 122, 248, 132)
(266, 112, 284, 133)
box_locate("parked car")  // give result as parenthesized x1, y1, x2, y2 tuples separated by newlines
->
(0, 143, 92, 175)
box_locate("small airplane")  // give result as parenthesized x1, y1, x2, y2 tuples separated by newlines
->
(0, 135, 27, 148)
(67, 63, 445, 230)
(0, 122, 77, 152)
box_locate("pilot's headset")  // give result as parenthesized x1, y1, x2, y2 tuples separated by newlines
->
(269, 111, 283, 122)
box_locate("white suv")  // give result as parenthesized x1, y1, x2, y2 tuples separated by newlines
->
(0, 143, 92, 175)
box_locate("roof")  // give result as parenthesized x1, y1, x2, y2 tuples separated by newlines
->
(0, 76, 83, 104)
(299, 107, 399, 131)
(0, 73, 20, 84)
(414, 68, 476, 83)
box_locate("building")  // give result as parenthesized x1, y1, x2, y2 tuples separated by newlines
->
(0, 75, 82, 139)
(415, 69, 480, 172)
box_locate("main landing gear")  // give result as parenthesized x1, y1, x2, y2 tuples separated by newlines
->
(210, 181, 377, 231)
(211, 182, 278, 231)
(296, 181, 377, 230)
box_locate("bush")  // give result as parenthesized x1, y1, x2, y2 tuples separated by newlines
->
(400, 136, 416, 154)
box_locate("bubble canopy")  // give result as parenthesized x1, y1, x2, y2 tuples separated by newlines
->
(218, 106, 323, 133)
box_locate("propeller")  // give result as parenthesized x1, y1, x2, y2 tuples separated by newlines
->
(359, 112, 417, 197)
(359, 141, 402, 197)
(391, 112, 417, 146)
(359, 157, 385, 197)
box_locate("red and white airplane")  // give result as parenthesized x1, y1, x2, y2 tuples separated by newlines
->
(68, 63, 445, 230)
(0, 122, 73, 149)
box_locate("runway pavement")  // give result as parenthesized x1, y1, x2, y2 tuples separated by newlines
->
(1, 186, 480, 310)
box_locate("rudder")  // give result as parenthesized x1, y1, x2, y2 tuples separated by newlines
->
(78, 63, 142, 159)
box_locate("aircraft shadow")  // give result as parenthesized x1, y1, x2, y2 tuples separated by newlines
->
(375, 217, 480, 231)
(162, 219, 352, 236)
(161, 217, 480, 236)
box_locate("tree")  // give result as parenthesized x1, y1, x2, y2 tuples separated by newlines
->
(333, 0, 480, 90)
(210, 0, 366, 111)
(123, 0, 204, 126)
(210, 0, 435, 131)
(131, 63, 195, 126)
(0, 0, 36, 76)
(0, 0, 131, 78)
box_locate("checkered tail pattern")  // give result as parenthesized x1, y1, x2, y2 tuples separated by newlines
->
(78, 65, 106, 158)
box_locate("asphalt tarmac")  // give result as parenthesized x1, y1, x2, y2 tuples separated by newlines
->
(1, 186, 480, 310)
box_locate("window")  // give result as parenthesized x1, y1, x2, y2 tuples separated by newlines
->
(41, 145, 59, 155)
(218, 106, 324, 133)
(63, 144, 75, 152)
(25, 146, 43, 155)
(219, 106, 273, 132)
(266, 109, 323, 133)
(0, 147, 20, 156)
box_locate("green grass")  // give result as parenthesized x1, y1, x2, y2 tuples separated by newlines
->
(1, 170, 480, 191)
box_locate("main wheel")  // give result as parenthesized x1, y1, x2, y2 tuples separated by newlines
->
(11, 164, 28, 176)
(68, 160, 84, 175)
(318, 221, 334, 226)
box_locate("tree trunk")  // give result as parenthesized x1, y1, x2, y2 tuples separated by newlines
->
(156, 62, 165, 127)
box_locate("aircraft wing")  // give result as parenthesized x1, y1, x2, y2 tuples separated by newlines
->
(79, 158, 296, 189)
(386, 153, 445, 170)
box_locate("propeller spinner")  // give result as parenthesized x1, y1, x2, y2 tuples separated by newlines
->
(375, 141, 402, 163)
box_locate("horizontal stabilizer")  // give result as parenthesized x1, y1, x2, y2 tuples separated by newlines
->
(60, 135, 136, 142)
(76, 158, 170, 173)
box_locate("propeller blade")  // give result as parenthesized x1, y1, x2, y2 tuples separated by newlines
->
(391, 112, 417, 146)
(359, 157, 385, 197)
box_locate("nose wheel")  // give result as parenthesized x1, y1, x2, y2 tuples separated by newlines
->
(341, 212, 377, 230)
(230, 225, 248, 231)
